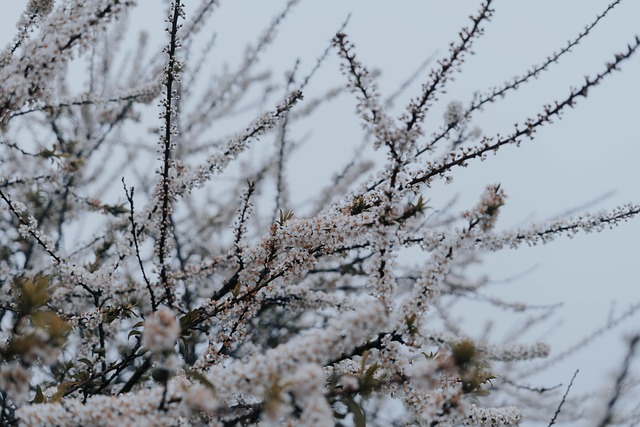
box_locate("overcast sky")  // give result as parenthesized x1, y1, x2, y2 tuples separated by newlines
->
(1, 1, 639, 424)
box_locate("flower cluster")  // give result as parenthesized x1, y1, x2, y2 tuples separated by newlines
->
(142, 309, 180, 354)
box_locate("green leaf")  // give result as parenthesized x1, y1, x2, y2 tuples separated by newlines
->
(31, 310, 70, 341)
(343, 396, 366, 427)
(363, 363, 379, 381)
(350, 195, 370, 216)
(231, 281, 242, 297)
(128, 321, 144, 340)
(186, 369, 215, 390)
(128, 329, 142, 340)
(179, 309, 202, 333)
(277, 209, 294, 226)
(404, 313, 417, 335)
(33, 385, 45, 404)
(78, 358, 94, 369)
(359, 350, 369, 375)
(327, 372, 341, 391)
(359, 363, 380, 399)
(103, 203, 129, 216)
(49, 381, 79, 403)
(16, 275, 52, 313)
(152, 367, 171, 383)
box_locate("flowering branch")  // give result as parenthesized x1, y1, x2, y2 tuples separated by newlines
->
(409, 35, 640, 188)
(154, 0, 185, 308)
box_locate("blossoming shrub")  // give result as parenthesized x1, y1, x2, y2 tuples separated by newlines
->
(0, 0, 638, 426)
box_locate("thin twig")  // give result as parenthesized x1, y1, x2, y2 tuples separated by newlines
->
(123, 178, 157, 311)
(596, 335, 640, 427)
(548, 369, 579, 426)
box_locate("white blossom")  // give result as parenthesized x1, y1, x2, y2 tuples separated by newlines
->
(142, 308, 180, 353)
(444, 100, 465, 126)
(0, 363, 30, 405)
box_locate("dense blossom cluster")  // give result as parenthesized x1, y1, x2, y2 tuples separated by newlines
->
(0, 1, 638, 426)
(142, 309, 180, 353)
